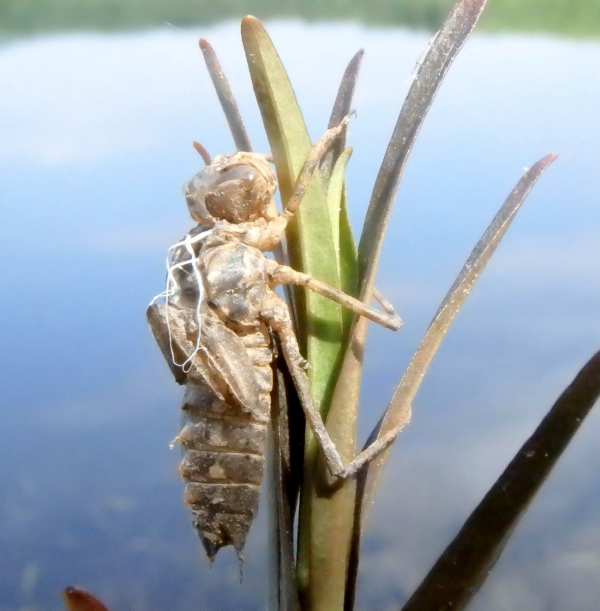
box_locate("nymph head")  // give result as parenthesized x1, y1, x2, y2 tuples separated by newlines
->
(183, 151, 277, 224)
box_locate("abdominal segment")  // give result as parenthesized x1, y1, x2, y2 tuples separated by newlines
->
(177, 328, 272, 561)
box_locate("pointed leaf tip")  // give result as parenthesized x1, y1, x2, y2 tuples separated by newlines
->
(535, 153, 558, 167)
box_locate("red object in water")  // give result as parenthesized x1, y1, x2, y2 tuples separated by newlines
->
(62, 587, 110, 611)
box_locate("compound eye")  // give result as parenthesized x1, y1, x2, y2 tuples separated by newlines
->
(214, 165, 257, 190)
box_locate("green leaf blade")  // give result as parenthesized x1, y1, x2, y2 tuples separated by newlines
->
(299, 147, 360, 611)
(242, 17, 349, 605)
(241, 17, 345, 410)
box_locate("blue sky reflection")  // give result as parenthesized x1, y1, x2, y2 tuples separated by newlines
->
(1, 22, 599, 611)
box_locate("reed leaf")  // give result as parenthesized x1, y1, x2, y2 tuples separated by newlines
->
(359, 0, 487, 295)
(344, 154, 557, 610)
(327, 147, 354, 271)
(301, 148, 359, 611)
(292, 54, 365, 611)
(331, 2, 487, 605)
(241, 16, 344, 395)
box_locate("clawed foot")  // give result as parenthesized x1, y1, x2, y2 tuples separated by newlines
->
(298, 357, 310, 371)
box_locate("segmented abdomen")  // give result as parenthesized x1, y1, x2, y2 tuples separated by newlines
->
(177, 326, 273, 560)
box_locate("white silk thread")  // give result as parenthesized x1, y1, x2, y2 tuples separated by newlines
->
(149, 229, 213, 373)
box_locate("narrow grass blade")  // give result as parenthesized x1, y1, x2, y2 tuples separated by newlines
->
(339, 190, 359, 303)
(343, 154, 557, 610)
(321, 49, 364, 182)
(302, 7, 490, 595)
(402, 350, 600, 611)
(363, 153, 558, 510)
(306, 90, 359, 611)
(63, 588, 109, 611)
(199, 39, 252, 152)
(358, 0, 487, 293)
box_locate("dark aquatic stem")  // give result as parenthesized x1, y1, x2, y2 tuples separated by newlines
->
(268, 346, 302, 611)
(401, 350, 600, 611)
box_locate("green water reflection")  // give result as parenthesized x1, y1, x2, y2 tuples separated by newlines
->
(2, 0, 600, 37)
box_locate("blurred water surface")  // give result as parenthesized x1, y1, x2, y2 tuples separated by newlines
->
(1, 21, 600, 611)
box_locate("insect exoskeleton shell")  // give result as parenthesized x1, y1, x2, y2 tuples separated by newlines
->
(183, 152, 277, 224)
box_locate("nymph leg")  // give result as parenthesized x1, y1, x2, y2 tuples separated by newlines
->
(251, 117, 351, 253)
(259, 296, 345, 475)
(281, 116, 350, 222)
(268, 264, 402, 331)
(260, 294, 401, 478)
(373, 288, 396, 316)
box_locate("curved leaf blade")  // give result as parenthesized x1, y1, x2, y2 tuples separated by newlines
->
(357, 0, 488, 292)
(296, 49, 365, 611)
(341, 3, 488, 604)
(327, 147, 353, 265)
(344, 154, 557, 610)
(241, 16, 343, 395)
(241, 17, 346, 600)
(300, 148, 359, 611)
